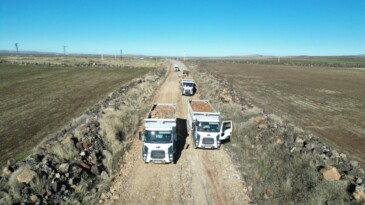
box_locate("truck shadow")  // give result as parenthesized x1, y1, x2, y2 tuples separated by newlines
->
(175, 118, 188, 163)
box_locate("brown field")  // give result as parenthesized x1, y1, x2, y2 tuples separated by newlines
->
(0, 61, 154, 163)
(194, 61, 365, 163)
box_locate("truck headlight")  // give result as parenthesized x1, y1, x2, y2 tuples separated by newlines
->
(143, 145, 148, 159)
(168, 145, 174, 162)
(196, 134, 201, 145)
(168, 146, 173, 156)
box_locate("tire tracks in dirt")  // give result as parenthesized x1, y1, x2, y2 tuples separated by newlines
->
(102, 60, 250, 205)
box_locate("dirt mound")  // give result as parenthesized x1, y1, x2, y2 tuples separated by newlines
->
(191, 101, 213, 112)
(151, 105, 175, 119)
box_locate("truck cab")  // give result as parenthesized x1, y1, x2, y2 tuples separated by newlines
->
(174, 64, 180, 71)
(181, 79, 195, 96)
(191, 116, 232, 149)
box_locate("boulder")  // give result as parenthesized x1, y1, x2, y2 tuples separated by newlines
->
(100, 171, 109, 180)
(356, 177, 363, 185)
(274, 136, 284, 145)
(16, 167, 36, 184)
(61, 134, 73, 145)
(353, 185, 365, 202)
(219, 90, 232, 103)
(330, 150, 340, 158)
(58, 163, 69, 173)
(83, 142, 92, 150)
(89, 152, 98, 165)
(359, 168, 365, 175)
(340, 153, 347, 159)
(263, 187, 273, 199)
(304, 141, 315, 151)
(2, 166, 12, 176)
(258, 123, 268, 129)
(254, 116, 264, 124)
(80, 162, 91, 170)
(294, 136, 304, 147)
(52, 181, 60, 192)
(91, 165, 100, 175)
(350, 160, 359, 168)
(320, 166, 341, 181)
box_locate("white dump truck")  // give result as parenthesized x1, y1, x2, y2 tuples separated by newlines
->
(181, 79, 196, 96)
(187, 100, 232, 149)
(174, 64, 180, 71)
(139, 103, 177, 163)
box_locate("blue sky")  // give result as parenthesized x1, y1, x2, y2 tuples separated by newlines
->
(0, 0, 364, 56)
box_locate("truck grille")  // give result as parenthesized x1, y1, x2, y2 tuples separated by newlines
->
(202, 138, 214, 145)
(151, 150, 165, 159)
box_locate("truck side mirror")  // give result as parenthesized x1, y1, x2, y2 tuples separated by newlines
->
(139, 132, 142, 141)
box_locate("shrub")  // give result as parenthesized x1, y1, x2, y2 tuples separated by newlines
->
(50, 143, 78, 162)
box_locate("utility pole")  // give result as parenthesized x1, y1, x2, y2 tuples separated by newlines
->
(15, 43, 19, 56)
(120, 49, 123, 60)
(63, 45, 67, 56)
(184, 50, 186, 62)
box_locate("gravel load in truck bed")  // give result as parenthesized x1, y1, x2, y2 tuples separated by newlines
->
(191, 101, 213, 112)
(151, 105, 175, 119)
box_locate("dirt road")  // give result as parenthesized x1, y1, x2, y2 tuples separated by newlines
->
(102, 61, 250, 205)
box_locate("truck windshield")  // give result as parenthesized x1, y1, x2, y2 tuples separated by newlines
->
(183, 83, 194, 87)
(197, 122, 220, 132)
(144, 131, 172, 143)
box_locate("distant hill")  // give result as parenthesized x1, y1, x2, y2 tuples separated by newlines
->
(0, 50, 61, 56)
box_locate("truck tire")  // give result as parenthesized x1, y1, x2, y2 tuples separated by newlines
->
(193, 138, 198, 149)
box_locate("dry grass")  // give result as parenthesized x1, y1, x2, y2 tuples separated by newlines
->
(189, 64, 351, 204)
(98, 67, 166, 174)
(6, 165, 26, 202)
(50, 143, 78, 162)
(29, 175, 47, 196)
(0, 62, 151, 163)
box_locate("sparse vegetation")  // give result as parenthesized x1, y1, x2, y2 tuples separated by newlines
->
(50, 143, 79, 162)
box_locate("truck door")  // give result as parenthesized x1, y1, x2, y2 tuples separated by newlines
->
(220, 121, 232, 141)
